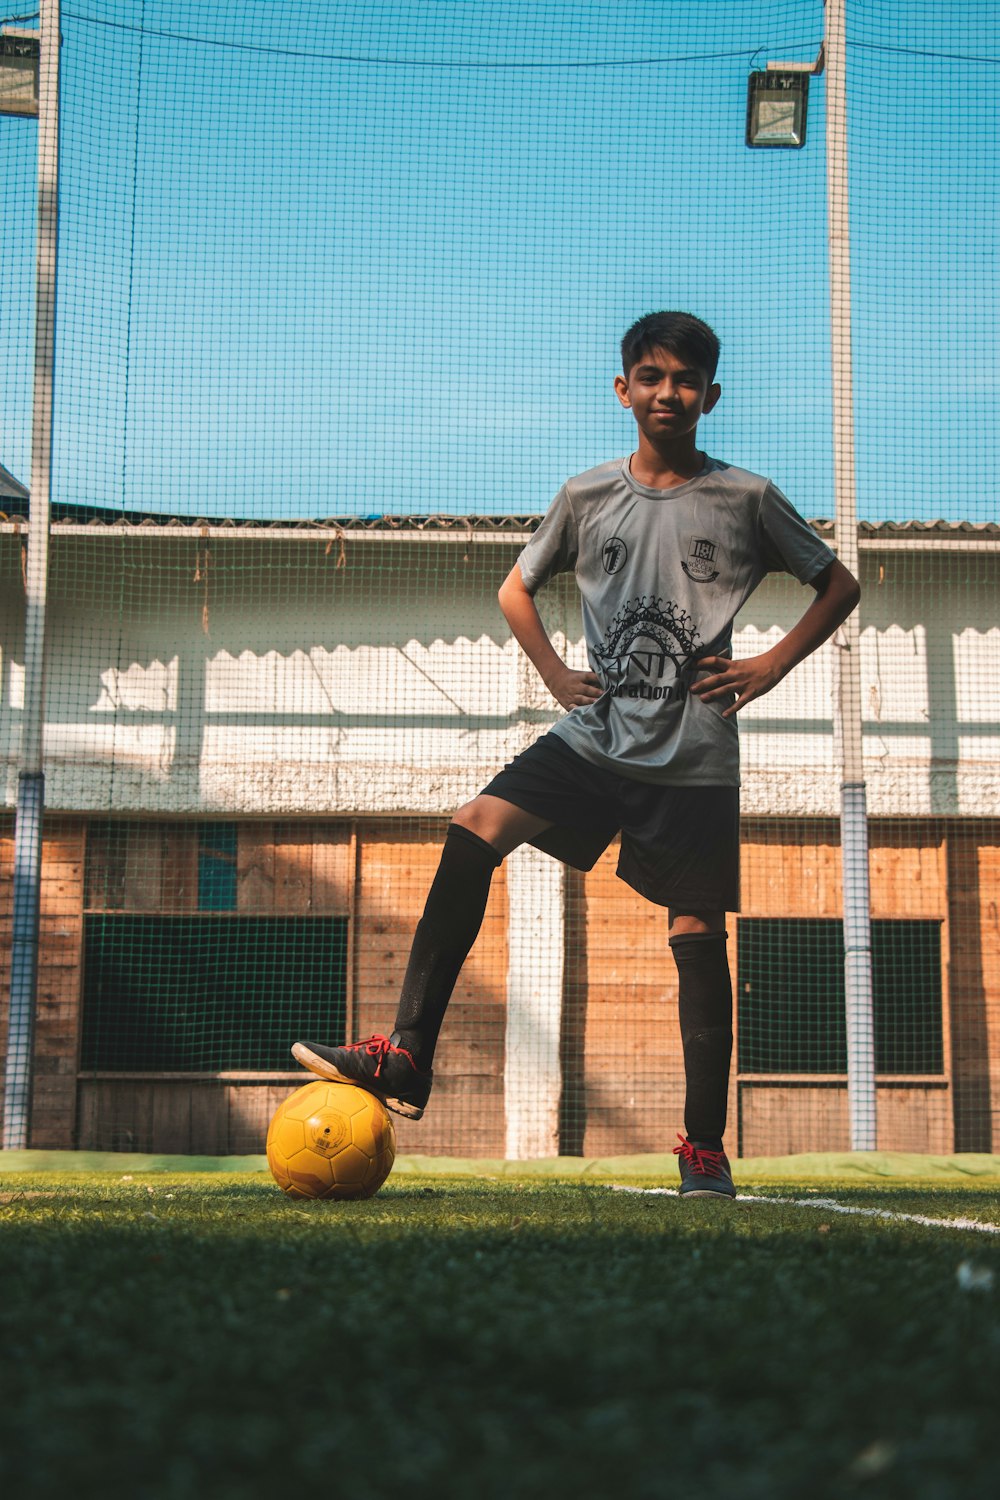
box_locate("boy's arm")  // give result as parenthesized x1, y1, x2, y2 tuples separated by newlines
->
(498, 563, 603, 711)
(691, 557, 861, 719)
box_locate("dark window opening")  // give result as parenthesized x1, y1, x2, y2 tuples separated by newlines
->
(737, 918, 943, 1075)
(81, 914, 347, 1072)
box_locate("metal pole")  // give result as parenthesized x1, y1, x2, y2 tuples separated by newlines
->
(4, 0, 60, 1150)
(825, 0, 876, 1150)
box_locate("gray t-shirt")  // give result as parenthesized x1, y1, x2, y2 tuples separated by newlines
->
(517, 455, 836, 785)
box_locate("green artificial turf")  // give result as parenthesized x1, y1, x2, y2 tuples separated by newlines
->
(1, 1171, 998, 1500)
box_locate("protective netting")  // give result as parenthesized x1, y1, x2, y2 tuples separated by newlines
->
(1, 1, 997, 1158)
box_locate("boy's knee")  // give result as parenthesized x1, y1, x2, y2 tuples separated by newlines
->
(668, 909, 726, 939)
(450, 798, 512, 859)
(452, 795, 551, 859)
(452, 797, 491, 838)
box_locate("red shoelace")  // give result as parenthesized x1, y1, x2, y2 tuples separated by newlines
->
(347, 1034, 412, 1077)
(673, 1134, 727, 1177)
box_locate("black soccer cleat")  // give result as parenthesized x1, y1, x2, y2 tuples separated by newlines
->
(291, 1032, 432, 1121)
(673, 1135, 737, 1199)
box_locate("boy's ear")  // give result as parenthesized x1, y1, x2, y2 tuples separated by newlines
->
(613, 374, 632, 409)
(703, 382, 722, 414)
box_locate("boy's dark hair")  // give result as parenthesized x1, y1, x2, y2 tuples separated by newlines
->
(621, 311, 720, 383)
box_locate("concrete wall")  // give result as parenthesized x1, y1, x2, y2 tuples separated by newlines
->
(0, 530, 997, 819)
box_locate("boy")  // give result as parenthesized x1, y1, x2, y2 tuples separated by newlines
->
(293, 311, 860, 1197)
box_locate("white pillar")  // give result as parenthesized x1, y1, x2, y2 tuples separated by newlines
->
(504, 846, 564, 1159)
(826, 0, 876, 1150)
(4, 0, 60, 1151)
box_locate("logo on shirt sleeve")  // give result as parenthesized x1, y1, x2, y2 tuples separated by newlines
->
(681, 536, 721, 583)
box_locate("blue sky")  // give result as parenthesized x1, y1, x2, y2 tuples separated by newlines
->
(0, 1, 996, 522)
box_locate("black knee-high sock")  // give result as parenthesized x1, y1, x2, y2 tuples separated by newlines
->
(392, 823, 502, 1070)
(669, 931, 733, 1150)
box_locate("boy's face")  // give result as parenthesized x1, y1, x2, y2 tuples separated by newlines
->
(614, 346, 720, 444)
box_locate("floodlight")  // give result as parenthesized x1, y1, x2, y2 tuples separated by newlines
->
(0, 29, 39, 117)
(746, 70, 809, 149)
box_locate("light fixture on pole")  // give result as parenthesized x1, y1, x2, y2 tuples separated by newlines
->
(746, 45, 825, 149)
(0, 26, 40, 117)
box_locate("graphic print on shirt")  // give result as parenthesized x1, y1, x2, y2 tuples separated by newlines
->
(592, 595, 702, 703)
(601, 535, 628, 575)
(681, 535, 721, 583)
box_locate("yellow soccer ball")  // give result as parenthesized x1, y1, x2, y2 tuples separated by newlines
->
(266, 1080, 396, 1200)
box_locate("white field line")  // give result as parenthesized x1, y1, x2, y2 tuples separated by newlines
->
(609, 1185, 1000, 1236)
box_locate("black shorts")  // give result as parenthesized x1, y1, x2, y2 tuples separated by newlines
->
(481, 733, 739, 912)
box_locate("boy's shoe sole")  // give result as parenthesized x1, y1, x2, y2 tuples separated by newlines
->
(291, 1038, 430, 1121)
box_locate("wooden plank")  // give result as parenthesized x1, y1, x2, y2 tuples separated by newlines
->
(76, 1080, 99, 1150)
(875, 1087, 939, 1153)
(870, 827, 946, 919)
(343, 994, 506, 1029)
(583, 1078, 687, 1157)
(125, 826, 164, 912)
(274, 824, 313, 914)
(220, 1082, 303, 1154)
(392, 1076, 505, 1158)
(78, 1081, 155, 1153)
(738, 1080, 954, 1157)
(581, 1002, 685, 1034)
(151, 1084, 193, 1154)
(741, 826, 843, 917)
(310, 825, 353, 915)
(28, 1083, 77, 1149)
(34, 832, 86, 862)
(945, 826, 996, 1151)
(939, 881, 954, 1099)
(84, 823, 127, 910)
(237, 823, 275, 913)
(353, 933, 507, 989)
(28, 822, 85, 1148)
(114, 1082, 155, 1154)
(35, 968, 81, 1004)
(740, 1083, 850, 1156)
(743, 834, 845, 912)
(162, 826, 198, 912)
(227, 1083, 276, 1153)
(975, 836, 1000, 1145)
(33, 929, 82, 970)
(423, 1034, 504, 1077)
(189, 1084, 230, 1155)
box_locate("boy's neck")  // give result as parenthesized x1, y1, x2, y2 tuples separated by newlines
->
(629, 433, 706, 490)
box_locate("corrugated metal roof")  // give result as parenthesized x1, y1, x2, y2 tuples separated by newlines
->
(0, 462, 30, 502)
(0, 497, 998, 538)
(830, 518, 1000, 537)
